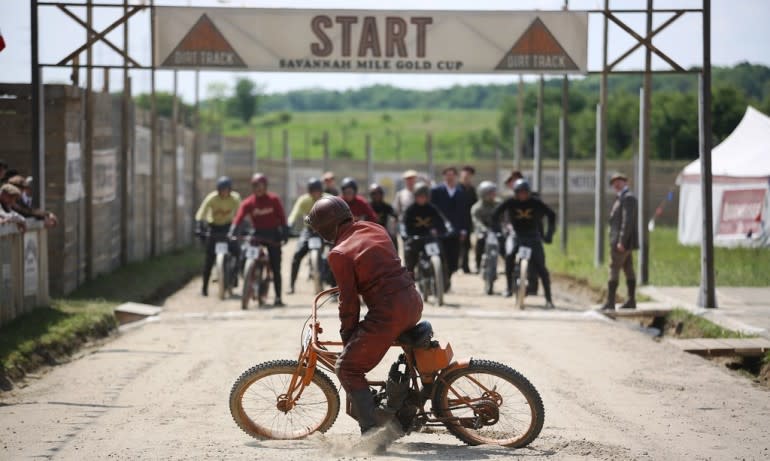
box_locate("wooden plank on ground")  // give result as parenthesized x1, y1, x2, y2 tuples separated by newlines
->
(667, 338, 770, 357)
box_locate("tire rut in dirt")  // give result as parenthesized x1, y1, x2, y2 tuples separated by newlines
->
(229, 359, 340, 440)
(432, 359, 544, 448)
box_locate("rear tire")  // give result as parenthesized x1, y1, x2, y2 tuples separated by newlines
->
(432, 359, 544, 448)
(309, 249, 322, 294)
(216, 253, 226, 300)
(516, 259, 528, 310)
(230, 360, 340, 440)
(431, 255, 444, 306)
(241, 259, 255, 310)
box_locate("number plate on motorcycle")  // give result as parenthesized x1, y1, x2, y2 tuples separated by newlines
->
(308, 237, 323, 250)
(246, 246, 259, 259)
(215, 242, 229, 255)
(425, 242, 440, 256)
(517, 246, 532, 259)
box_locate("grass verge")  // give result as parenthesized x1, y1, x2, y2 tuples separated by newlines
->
(0, 247, 203, 389)
(661, 308, 754, 339)
(544, 226, 770, 295)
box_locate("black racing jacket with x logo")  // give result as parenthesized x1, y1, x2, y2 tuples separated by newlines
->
(403, 202, 448, 237)
(491, 197, 556, 242)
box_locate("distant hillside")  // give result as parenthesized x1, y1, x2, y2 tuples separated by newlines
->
(258, 63, 770, 112)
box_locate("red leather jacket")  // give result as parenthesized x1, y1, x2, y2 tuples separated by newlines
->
(328, 221, 414, 334)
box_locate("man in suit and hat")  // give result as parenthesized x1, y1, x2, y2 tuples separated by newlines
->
(602, 172, 639, 311)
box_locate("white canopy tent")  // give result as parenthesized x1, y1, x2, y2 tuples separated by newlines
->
(678, 106, 770, 247)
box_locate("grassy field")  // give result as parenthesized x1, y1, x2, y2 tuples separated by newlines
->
(222, 109, 500, 162)
(544, 226, 770, 292)
(0, 248, 203, 380)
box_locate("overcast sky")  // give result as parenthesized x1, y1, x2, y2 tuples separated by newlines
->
(1, 0, 769, 103)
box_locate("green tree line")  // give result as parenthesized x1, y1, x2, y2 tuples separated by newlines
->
(136, 63, 770, 161)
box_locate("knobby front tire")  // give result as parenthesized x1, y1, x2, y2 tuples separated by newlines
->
(516, 259, 528, 310)
(433, 359, 544, 448)
(431, 255, 445, 306)
(241, 259, 255, 310)
(216, 253, 227, 301)
(229, 360, 340, 440)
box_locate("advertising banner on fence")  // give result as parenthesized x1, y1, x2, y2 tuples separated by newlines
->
(200, 153, 220, 179)
(65, 142, 83, 202)
(154, 7, 588, 74)
(23, 233, 38, 297)
(93, 148, 117, 204)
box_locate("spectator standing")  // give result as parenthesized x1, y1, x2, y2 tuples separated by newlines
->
(458, 165, 477, 273)
(323, 171, 339, 196)
(368, 183, 398, 249)
(393, 169, 418, 220)
(601, 172, 639, 311)
(430, 166, 470, 287)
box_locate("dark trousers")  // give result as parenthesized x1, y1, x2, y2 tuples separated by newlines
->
(336, 288, 423, 392)
(504, 239, 551, 301)
(290, 229, 312, 288)
(443, 234, 461, 277)
(475, 235, 486, 271)
(460, 235, 472, 272)
(252, 229, 283, 299)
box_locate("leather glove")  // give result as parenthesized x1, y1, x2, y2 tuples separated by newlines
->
(544, 234, 554, 244)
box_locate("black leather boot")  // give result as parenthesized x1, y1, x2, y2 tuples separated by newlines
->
(601, 281, 618, 311)
(620, 279, 637, 309)
(350, 389, 378, 434)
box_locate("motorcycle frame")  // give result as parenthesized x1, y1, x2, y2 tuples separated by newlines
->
(275, 287, 501, 429)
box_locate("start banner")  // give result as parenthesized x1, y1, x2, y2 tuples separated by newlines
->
(154, 7, 588, 74)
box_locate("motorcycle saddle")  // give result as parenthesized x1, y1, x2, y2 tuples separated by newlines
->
(397, 321, 434, 349)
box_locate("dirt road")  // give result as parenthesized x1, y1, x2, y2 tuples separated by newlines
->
(2, 253, 769, 460)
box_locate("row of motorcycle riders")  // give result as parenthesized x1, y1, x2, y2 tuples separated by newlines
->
(194, 172, 554, 310)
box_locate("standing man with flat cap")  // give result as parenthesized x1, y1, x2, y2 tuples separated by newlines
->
(602, 172, 639, 311)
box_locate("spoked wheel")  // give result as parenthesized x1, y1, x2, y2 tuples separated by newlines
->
(433, 359, 544, 448)
(229, 360, 340, 440)
(216, 253, 227, 300)
(515, 259, 528, 310)
(241, 259, 255, 310)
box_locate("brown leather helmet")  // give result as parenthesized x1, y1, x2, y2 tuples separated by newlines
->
(304, 196, 353, 242)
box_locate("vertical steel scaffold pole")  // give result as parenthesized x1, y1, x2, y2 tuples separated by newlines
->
(638, 0, 653, 284)
(698, 0, 717, 308)
(533, 75, 544, 192)
(594, 0, 609, 267)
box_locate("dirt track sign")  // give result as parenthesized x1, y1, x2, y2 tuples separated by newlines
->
(154, 7, 588, 74)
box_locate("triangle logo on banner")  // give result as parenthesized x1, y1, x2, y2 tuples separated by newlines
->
(495, 17, 578, 71)
(162, 14, 246, 68)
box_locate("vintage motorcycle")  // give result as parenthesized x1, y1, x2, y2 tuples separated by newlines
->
(212, 235, 239, 301)
(229, 287, 544, 448)
(240, 236, 277, 309)
(506, 235, 533, 310)
(306, 232, 334, 294)
(409, 235, 445, 306)
(480, 231, 501, 295)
